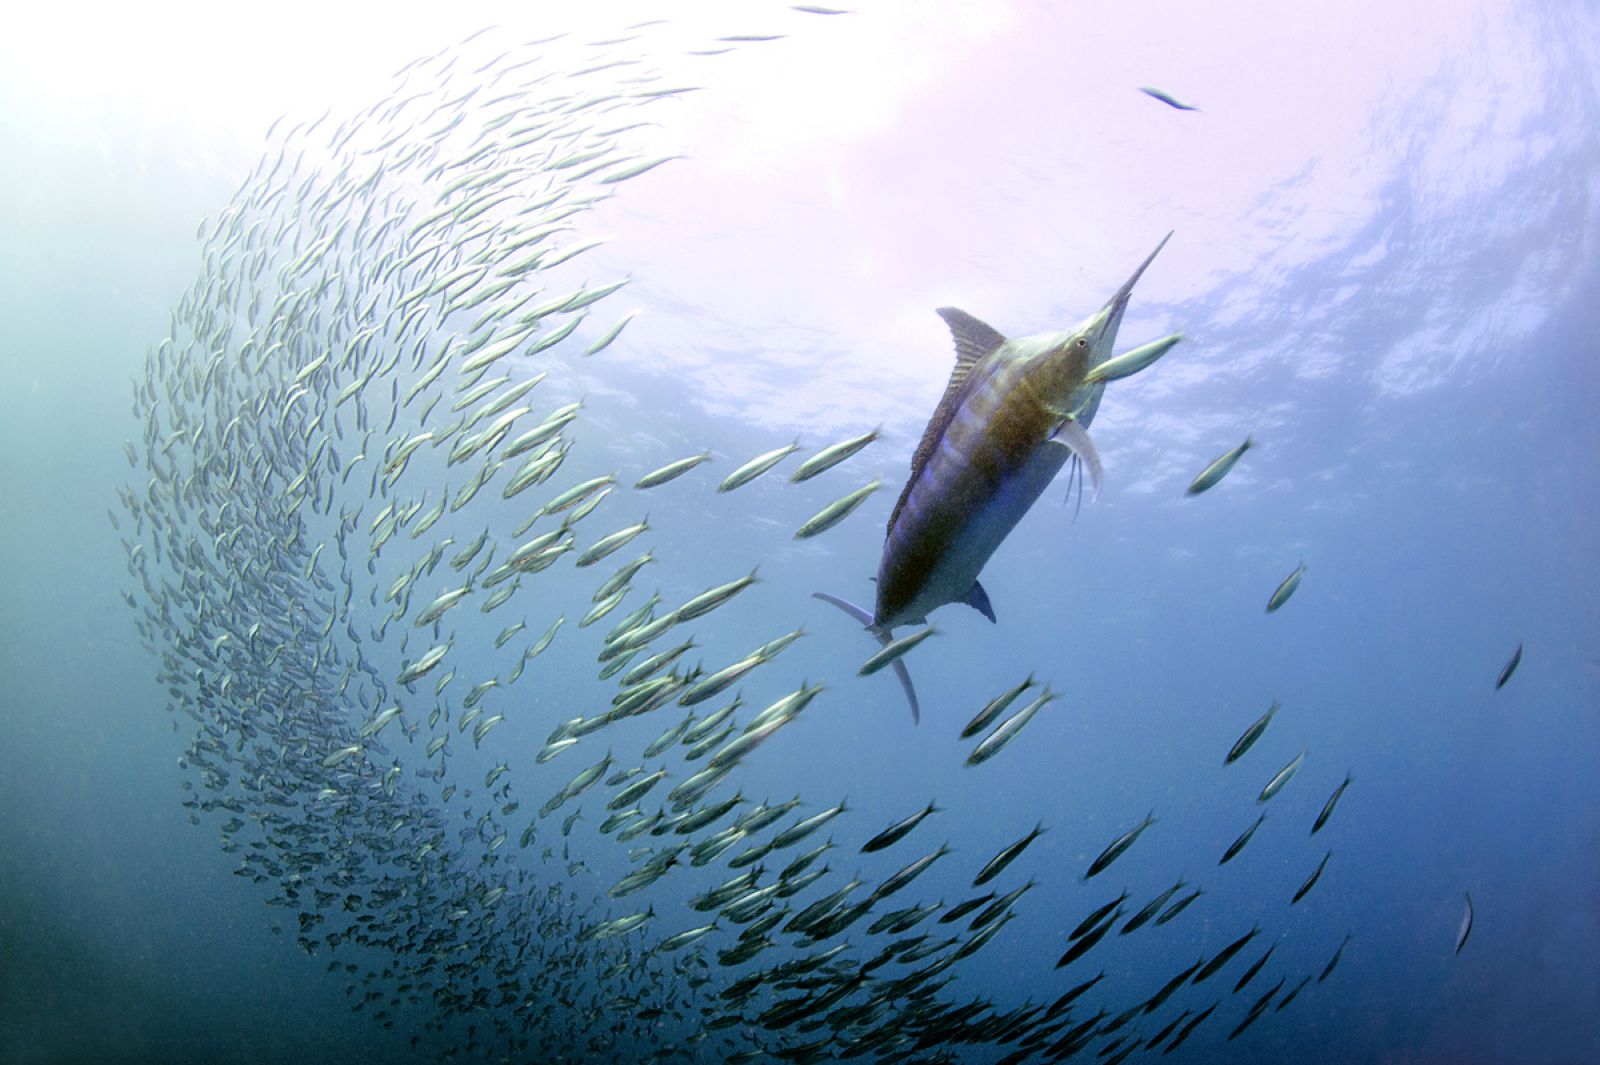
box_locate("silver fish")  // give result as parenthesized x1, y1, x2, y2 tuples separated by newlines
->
(1186, 436, 1251, 495)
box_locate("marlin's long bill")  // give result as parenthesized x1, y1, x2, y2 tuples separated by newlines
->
(812, 592, 921, 723)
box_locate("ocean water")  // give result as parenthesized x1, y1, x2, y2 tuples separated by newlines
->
(1, 3, 1597, 1064)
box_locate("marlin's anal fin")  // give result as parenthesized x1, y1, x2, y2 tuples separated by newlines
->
(1049, 420, 1102, 500)
(961, 580, 996, 624)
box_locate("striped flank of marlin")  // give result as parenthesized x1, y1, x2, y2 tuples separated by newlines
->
(816, 233, 1173, 721)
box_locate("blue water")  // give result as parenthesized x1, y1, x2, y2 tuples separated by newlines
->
(2, 3, 1597, 1063)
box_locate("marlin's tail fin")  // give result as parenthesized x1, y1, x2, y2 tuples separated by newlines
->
(812, 592, 921, 724)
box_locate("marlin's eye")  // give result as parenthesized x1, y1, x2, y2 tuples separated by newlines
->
(1075, 338, 1089, 350)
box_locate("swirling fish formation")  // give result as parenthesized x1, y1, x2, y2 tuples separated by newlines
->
(115, 13, 1357, 1064)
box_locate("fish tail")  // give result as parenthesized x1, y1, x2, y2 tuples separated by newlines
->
(811, 592, 922, 724)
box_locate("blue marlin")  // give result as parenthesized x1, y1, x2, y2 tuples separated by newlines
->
(817, 233, 1173, 721)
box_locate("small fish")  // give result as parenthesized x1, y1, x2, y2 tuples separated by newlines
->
(966, 687, 1054, 766)
(1258, 750, 1306, 803)
(1229, 978, 1282, 1039)
(1069, 890, 1129, 941)
(634, 450, 712, 489)
(1084, 811, 1156, 879)
(972, 821, 1045, 887)
(1140, 86, 1201, 111)
(1319, 933, 1351, 982)
(1265, 561, 1306, 613)
(717, 442, 798, 492)
(1220, 814, 1266, 865)
(1233, 943, 1275, 993)
(1192, 926, 1258, 983)
(1455, 892, 1473, 955)
(674, 568, 759, 622)
(1045, 971, 1105, 1018)
(494, 620, 525, 648)
(413, 585, 470, 627)
(1312, 772, 1353, 835)
(790, 428, 879, 482)
(1291, 850, 1332, 904)
(794, 479, 881, 539)
(1186, 436, 1251, 495)
(543, 474, 615, 516)
(859, 625, 937, 677)
(768, 798, 849, 850)
(860, 800, 939, 853)
(1083, 331, 1183, 385)
(600, 156, 680, 184)
(1154, 887, 1202, 926)
(656, 922, 719, 952)
(1495, 643, 1523, 690)
(1145, 959, 1203, 1017)
(868, 842, 952, 904)
(960, 674, 1034, 740)
(1225, 698, 1279, 764)
(575, 517, 649, 567)
(1275, 975, 1311, 1013)
(938, 893, 997, 925)
(593, 552, 653, 604)
(1120, 879, 1185, 935)
(581, 906, 655, 941)
(397, 640, 452, 685)
(1166, 1002, 1216, 1052)
(1056, 905, 1122, 968)
(321, 744, 362, 768)
(643, 713, 694, 759)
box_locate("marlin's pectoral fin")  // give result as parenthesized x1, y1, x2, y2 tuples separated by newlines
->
(812, 591, 922, 724)
(890, 659, 921, 725)
(961, 580, 996, 624)
(1049, 420, 1102, 501)
(812, 591, 874, 629)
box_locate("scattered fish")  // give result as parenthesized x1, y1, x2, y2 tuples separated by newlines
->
(858, 625, 937, 677)
(717, 442, 799, 492)
(1140, 86, 1201, 111)
(1291, 850, 1332, 904)
(1082, 331, 1182, 385)
(793, 479, 881, 539)
(1225, 698, 1279, 764)
(1084, 812, 1156, 880)
(960, 674, 1034, 740)
(1220, 814, 1266, 865)
(790, 428, 879, 482)
(972, 821, 1045, 887)
(1495, 643, 1523, 690)
(635, 451, 713, 489)
(1312, 772, 1353, 835)
(1258, 750, 1306, 803)
(860, 800, 939, 853)
(966, 686, 1054, 766)
(1265, 561, 1306, 613)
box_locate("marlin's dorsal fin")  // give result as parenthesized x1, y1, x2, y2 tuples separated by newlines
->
(936, 308, 1006, 394)
(887, 310, 1010, 539)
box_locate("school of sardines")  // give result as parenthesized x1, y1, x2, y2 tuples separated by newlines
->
(113, 14, 1358, 1064)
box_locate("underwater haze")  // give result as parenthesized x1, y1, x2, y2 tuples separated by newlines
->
(2, 2, 1597, 1063)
